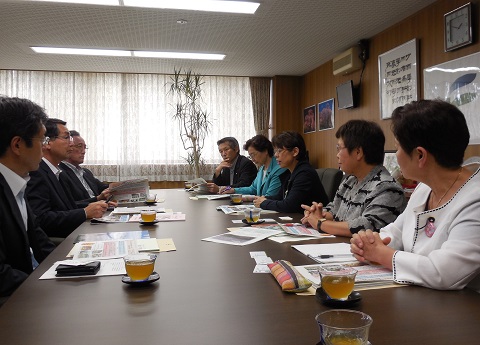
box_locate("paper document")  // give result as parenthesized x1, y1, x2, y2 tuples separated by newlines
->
(280, 223, 331, 238)
(74, 230, 150, 243)
(111, 206, 167, 214)
(202, 227, 283, 246)
(70, 239, 138, 260)
(110, 178, 149, 203)
(129, 213, 186, 222)
(40, 258, 126, 280)
(292, 243, 356, 263)
(217, 204, 277, 215)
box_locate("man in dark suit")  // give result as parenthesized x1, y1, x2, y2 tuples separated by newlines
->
(0, 96, 55, 302)
(207, 137, 257, 193)
(59, 130, 112, 207)
(26, 119, 108, 239)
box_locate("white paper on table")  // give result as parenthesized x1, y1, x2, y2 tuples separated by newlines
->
(250, 251, 267, 258)
(254, 256, 273, 264)
(111, 206, 167, 214)
(292, 243, 357, 263)
(231, 218, 276, 224)
(39, 258, 126, 280)
(201, 228, 283, 246)
(196, 194, 231, 200)
(253, 265, 272, 273)
(268, 234, 332, 243)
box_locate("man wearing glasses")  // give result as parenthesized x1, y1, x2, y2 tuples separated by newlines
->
(59, 130, 113, 207)
(26, 119, 108, 240)
(207, 136, 257, 193)
(0, 96, 55, 304)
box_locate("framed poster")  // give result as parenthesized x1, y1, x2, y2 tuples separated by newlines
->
(424, 52, 480, 144)
(378, 38, 418, 119)
(303, 105, 316, 134)
(317, 98, 334, 131)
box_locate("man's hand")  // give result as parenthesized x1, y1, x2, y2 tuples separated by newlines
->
(207, 183, 220, 194)
(84, 201, 108, 219)
(214, 161, 232, 177)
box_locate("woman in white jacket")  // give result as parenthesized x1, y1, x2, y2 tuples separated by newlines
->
(351, 99, 480, 292)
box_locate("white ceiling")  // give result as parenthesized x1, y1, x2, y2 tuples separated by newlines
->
(0, 0, 437, 77)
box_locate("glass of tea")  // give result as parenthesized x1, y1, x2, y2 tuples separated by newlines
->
(318, 265, 357, 300)
(315, 309, 372, 345)
(124, 254, 157, 281)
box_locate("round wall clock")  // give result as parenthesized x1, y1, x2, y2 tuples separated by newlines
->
(445, 2, 473, 52)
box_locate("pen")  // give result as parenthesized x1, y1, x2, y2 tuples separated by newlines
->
(316, 254, 354, 259)
(105, 195, 114, 203)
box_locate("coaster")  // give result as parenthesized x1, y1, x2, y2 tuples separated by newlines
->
(122, 272, 160, 285)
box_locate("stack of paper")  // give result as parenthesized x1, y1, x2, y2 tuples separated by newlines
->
(292, 243, 356, 263)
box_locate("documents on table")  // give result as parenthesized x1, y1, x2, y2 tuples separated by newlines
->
(216, 204, 277, 215)
(129, 212, 186, 222)
(39, 258, 126, 280)
(292, 243, 356, 263)
(250, 251, 273, 273)
(110, 206, 167, 214)
(196, 194, 231, 200)
(74, 230, 150, 243)
(279, 223, 331, 238)
(202, 227, 283, 246)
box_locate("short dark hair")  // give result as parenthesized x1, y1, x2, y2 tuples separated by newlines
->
(244, 134, 274, 156)
(272, 131, 308, 161)
(336, 120, 385, 165)
(0, 96, 48, 157)
(69, 130, 80, 137)
(217, 137, 239, 151)
(45, 118, 67, 138)
(391, 99, 469, 168)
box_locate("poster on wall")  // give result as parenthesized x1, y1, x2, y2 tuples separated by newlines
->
(303, 105, 316, 134)
(378, 38, 418, 119)
(424, 52, 480, 145)
(317, 98, 334, 131)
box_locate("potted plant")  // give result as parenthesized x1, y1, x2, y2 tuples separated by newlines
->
(168, 68, 211, 178)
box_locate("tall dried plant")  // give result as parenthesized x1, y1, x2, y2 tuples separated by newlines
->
(168, 68, 211, 178)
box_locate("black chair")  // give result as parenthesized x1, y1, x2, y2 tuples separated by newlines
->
(316, 168, 344, 202)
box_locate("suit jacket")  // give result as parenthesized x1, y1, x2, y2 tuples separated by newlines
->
(0, 173, 55, 298)
(59, 162, 108, 207)
(235, 156, 286, 197)
(261, 160, 329, 213)
(212, 155, 257, 188)
(26, 160, 86, 238)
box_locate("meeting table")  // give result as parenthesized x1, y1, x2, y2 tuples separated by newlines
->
(1, 189, 479, 345)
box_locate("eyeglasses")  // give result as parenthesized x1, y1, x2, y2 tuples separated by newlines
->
(248, 151, 259, 159)
(274, 148, 287, 155)
(336, 144, 347, 152)
(54, 135, 73, 142)
(32, 136, 50, 145)
(73, 144, 88, 150)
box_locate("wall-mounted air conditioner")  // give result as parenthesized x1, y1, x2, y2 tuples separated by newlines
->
(332, 47, 362, 76)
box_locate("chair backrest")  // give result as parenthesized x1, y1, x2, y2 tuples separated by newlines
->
(316, 168, 344, 202)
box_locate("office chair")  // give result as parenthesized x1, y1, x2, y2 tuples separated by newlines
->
(316, 168, 344, 202)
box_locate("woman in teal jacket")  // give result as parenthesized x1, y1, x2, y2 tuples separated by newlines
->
(220, 135, 286, 197)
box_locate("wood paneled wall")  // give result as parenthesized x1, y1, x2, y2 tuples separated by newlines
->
(273, 0, 480, 169)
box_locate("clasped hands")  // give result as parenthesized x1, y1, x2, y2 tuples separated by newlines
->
(350, 230, 394, 269)
(300, 202, 325, 228)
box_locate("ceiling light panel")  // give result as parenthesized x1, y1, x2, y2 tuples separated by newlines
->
(123, 0, 260, 14)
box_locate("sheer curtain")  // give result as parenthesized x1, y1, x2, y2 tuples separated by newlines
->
(0, 70, 256, 181)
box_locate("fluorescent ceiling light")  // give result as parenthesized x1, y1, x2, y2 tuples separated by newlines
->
(32, 0, 119, 5)
(123, 0, 260, 14)
(134, 51, 225, 60)
(31, 47, 131, 57)
(31, 47, 226, 60)
(32, 0, 260, 14)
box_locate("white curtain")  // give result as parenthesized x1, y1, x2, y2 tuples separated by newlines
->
(0, 70, 256, 181)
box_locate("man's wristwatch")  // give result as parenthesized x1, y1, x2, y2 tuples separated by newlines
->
(317, 218, 327, 233)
